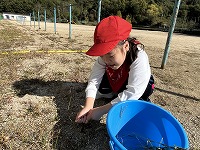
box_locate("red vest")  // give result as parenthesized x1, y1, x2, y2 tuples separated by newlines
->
(106, 60, 130, 92)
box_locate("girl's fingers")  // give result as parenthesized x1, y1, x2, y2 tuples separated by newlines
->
(75, 113, 88, 123)
(75, 115, 84, 123)
(75, 110, 91, 123)
(86, 110, 92, 123)
(82, 115, 87, 123)
(75, 118, 81, 123)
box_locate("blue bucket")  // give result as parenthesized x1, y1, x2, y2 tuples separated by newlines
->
(106, 100, 189, 150)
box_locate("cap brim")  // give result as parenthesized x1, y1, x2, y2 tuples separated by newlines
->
(86, 40, 119, 56)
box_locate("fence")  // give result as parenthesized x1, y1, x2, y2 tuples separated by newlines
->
(29, 1, 102, 39)
(0, 14, 3, 20)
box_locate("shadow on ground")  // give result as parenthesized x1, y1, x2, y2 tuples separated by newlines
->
(155, 87, 199, 101)
(12, 78, 110, 150)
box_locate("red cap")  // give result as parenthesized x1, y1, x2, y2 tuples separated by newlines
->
(86, 16, 132, 56)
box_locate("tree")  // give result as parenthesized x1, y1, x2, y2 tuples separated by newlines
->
(125, 0, 148, 25)
(146, 3, 162, 25)
(0, 0, 199, 29)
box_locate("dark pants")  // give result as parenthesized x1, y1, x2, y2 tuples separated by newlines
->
(98, 74, 154, 101)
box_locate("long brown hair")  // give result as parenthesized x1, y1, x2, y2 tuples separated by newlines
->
(127, 37, 144, 63)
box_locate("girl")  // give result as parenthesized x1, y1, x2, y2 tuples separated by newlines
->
(75, 16, 154, 124)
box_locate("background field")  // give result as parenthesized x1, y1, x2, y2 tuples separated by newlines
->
(0, 20, 200, 149)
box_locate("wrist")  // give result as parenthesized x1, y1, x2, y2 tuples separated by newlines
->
(84, 97, 95, 109)
(99, 103, 112, 115)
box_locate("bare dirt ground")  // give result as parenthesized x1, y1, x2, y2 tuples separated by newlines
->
(0, 20, 200, 149)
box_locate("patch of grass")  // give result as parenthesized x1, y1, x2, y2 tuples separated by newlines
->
(0, 21, 33, 50)
(0, 51, 101, 149)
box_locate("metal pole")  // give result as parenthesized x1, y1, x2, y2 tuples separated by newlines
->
(23, 15, 25, 25)
(161, 0, 181, 69)
(54, 7, 57, 34)
(44, 9, 47, 31)
(30, 13, 31, 26)
(33, 11, 35, 30)
(38, 10, 40, 29)
(69, 4, 72, 39)
(97, 0, 102, 23)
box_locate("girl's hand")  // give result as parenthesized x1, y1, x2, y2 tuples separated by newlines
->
(86, 107, 104, 121)
(75, 97, 95, 123)
(75, 107, 102, 124)
(86, 103, 113, 122)
(75, 107, 91, 123)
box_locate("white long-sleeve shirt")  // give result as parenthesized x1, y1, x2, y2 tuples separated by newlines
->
(85, 49, 151, 105)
